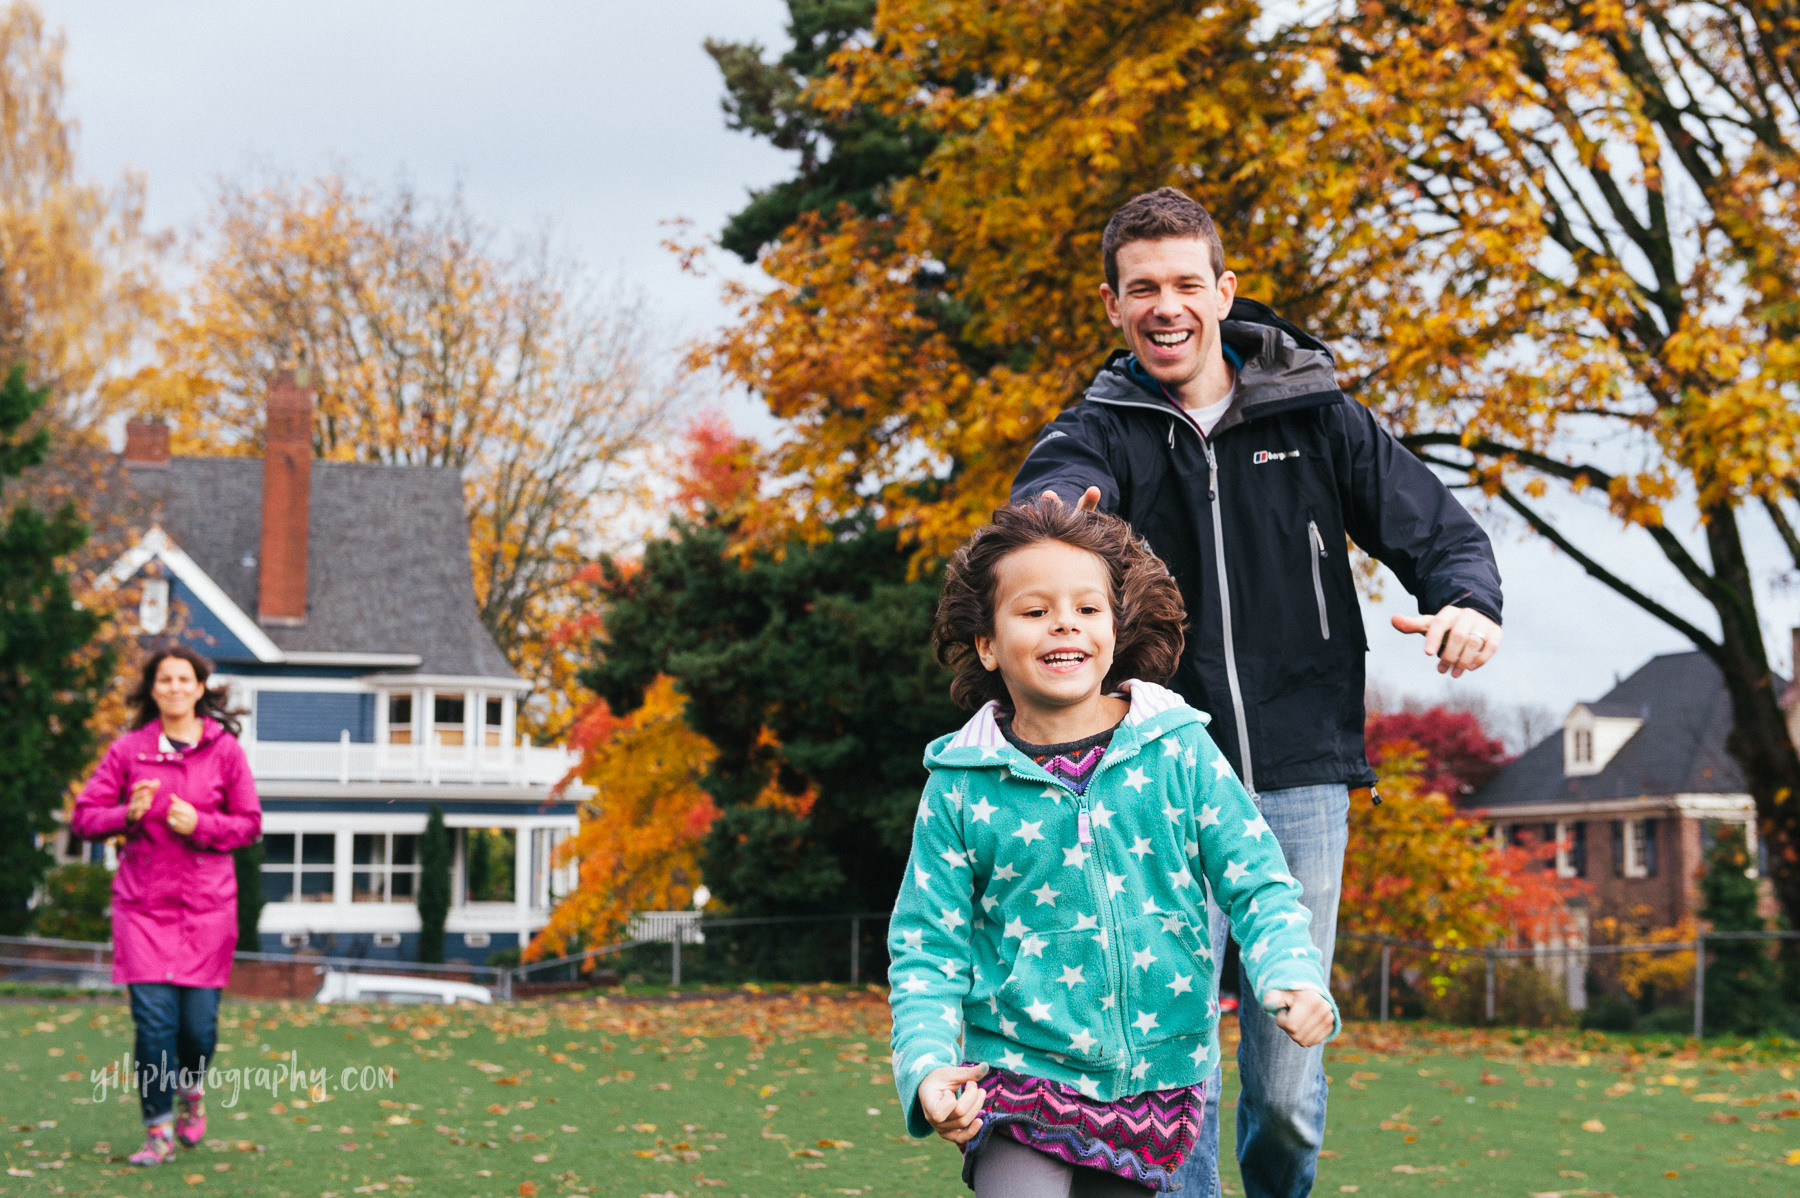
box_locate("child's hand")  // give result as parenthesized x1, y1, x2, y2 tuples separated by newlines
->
(1264, 989, 1333, 1048)
(918, 1063, 989, 1144)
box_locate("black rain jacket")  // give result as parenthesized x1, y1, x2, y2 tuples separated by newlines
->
(1010, 299, 1503, 793)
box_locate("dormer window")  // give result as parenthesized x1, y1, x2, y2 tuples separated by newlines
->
(387, 694, 413, 745)
(485, 697, 504, 748)
(1563, 706, 1643, 776)
(1573, 729, 1592, 763)
(433, 693, 466, 746)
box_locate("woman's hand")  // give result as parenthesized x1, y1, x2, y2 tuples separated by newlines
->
(918, 1063, 988, 1144)
(166, 796, 198, 836)
(126, 779, 158, 824)
(1266, 989, 1334, 1048)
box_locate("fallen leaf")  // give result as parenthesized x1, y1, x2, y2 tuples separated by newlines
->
(1581, 1120, 1605, 1133)
(519, 1184, 540, 1198)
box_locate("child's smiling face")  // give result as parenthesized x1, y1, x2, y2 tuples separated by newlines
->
(974, 539, 1118, 727)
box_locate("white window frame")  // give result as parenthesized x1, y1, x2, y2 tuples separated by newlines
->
(1554, 820, 1580, 879)
(350, 831, 423, 905)
(261, 830, 340, 903)
(1623, 818, 1650, 879)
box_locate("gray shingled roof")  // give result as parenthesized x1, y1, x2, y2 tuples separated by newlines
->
(120, 457, 515, 680)
(1465, 651, 1753, 809)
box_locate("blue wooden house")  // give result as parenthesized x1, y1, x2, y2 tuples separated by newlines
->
(78, 375, 584, 965)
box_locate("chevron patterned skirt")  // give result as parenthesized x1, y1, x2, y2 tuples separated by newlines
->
(959, 1067, 1206, 1193)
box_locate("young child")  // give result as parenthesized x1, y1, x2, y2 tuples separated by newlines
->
(888, 500, 1337, 1196)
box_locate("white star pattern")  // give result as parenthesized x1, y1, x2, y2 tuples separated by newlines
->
(1039, 786, 1061, 801)
(902, 929, 924, 950)
(1072, 913, 1099, 932)
(1076, 1075, 1100, 1099)
(1099, 994, 1115, 1010)
(1132, 1010, 1159, 1033)
(1088, 802, 1115, 830)
(1003, 918, 1028, 940)
(979, 745, 1002, 760)
(1123, 767, 1150, 792)
(1249, 897, 1260, 914)
(945, 783, 966, 810)
(988, 995, 999, 1014)
(901, 974, 929, 993)
(1167, 973, 1194, 996)
(1291, 947, 1312, 958)
(939, 959, 964, 980)
(938, 908, 966, 931)
(1162, 802, 1183, 825)
(1185, 747, 1197, 767)
(1062, 845, 1090, 869)
(1160, 914, 1185, 934)
(1057, 965, 1085, 989)
(1000, 1050, 1026, 1070)
(1197, 805, 1221, 830)
(1241, 815, 1271, 842)
(917, 798, 933, 823)
(1048, 1053, 1067, 1064)
(1031, 883, 1062, 907)
(939, 848, 968, 869)
(1163, 738, 1183, 758)
(1105, 873, 1127, 898)
(1131, 1061, 1151, 1080)
(1184, 839, 1200, 859)
(914, 866, 932, 889)
(970, 798, 998, 824)
(1020, 935, 1048, 959)
(993, 863, 1020, 881)
(1169, 867, 1194, 890)
(1195, 940, 1213, 962)
(1246, 938, 1271, 963)
(1141, 898, 1161, 915)
(981, 895, 999, 914)
(1210, 756, 1232, 780)
(1024, 999, 1053, 1022)
(1128, 836, 1154, 860)
(940, 1004, 960, 1027)
(1092, 927, 1109, 950)
(1068, 1028, 1098, 1054)
(1279, 910, 1307, 927)
(1189, 1042, 1209, 1067)
(1270, 871, 1298, 886)
(1223, 860, 1250, 883)
(1012, 820, 1045, 845)
(1132, 947, 1158, 970)
(999, 1017, 1018, 1037)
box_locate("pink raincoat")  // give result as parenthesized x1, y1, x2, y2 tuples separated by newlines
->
(71, 719, 262, 987)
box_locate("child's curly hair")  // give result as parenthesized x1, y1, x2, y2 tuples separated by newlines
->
(933, 499, 1187, 711)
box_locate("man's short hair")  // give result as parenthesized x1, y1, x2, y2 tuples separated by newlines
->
(1102, 187, 1225, 290)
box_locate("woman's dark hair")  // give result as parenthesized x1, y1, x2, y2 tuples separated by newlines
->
(933, 499, 1187, 711)
(126, 643, 245, 737)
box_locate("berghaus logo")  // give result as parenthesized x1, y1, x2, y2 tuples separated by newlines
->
(1252, 449, 1300, 464)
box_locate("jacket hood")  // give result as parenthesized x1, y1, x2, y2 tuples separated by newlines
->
(129, 716, 231, 759)
(1085, 298, 1344, 438)
(925, 679, 1206, 772)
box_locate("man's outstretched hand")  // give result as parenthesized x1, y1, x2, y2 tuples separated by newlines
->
(1038, 486, 1102, 512)
(1392, 604, 1501, 677)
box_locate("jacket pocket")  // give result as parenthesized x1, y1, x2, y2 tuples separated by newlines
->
(993, 927, 1124, 1068)
(1120, 913, 1215, 1052)
(1307, 520, 1330, 641)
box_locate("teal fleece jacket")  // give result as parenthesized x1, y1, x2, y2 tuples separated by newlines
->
(888, 680, 1338, 1136)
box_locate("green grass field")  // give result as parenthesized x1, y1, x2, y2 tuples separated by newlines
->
(0, 991, 1793, 1197)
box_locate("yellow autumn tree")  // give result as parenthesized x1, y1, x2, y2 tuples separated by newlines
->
(706, 0, 1800, 931)
(124, 174, 682, 738)
(522, 675, 720, 963)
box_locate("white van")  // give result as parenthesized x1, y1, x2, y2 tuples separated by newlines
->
(312, 970, 492, 1005)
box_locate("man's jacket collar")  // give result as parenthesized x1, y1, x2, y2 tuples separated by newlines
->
(1087, 297, 1344, 438)
(925, 679, 1205, 774)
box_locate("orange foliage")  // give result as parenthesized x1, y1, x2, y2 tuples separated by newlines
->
(523, 675, 720, 963)
(673, 409, 759, 517)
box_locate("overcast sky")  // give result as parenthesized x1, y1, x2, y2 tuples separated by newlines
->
(38, 0, 1799, 741)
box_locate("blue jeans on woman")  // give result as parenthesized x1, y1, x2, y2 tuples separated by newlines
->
(129, 984, 221, 1126)
(1174, 783, 1349, 1198)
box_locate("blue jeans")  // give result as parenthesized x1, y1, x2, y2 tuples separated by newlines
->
(129, 984, 220, 1126)
(1175, 783, 1348, 1198)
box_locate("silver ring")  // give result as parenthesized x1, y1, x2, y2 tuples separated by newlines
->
(1470, 633, 1486, 647)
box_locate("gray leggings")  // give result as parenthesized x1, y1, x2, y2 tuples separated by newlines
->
(972, 1134, 1156, 1198)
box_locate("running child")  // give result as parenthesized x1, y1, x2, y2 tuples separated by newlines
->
(888, 499, 1337, 1196)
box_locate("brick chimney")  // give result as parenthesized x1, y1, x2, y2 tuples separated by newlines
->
(258, 372, 313, 627)
(121, 419, 170, 468)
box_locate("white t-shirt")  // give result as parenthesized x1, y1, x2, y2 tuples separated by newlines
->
(1187, 379, 1236, 438)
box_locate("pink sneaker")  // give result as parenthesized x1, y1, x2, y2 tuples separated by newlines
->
(175, 1091, 206, 1148)
(129, 1125, 175, 1167)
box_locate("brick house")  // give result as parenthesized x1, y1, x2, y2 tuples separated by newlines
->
(64, 374, 585, 965)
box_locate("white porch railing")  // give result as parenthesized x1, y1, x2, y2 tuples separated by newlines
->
(247, 733, 578, 788)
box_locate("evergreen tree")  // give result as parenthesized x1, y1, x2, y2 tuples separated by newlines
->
(1698, 823, 1781, 1035)
(0, 366, 111, 934)
(581, 515, 963, 921)
(234, 841, 266, 952)
(705, 0, 937, 261)
(418, 804, 450, 964)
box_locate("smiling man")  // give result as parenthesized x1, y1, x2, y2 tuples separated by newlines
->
(1010, 188, 1504, 1198)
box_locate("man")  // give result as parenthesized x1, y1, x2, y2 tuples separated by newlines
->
(1011, 187, 1503, 1198)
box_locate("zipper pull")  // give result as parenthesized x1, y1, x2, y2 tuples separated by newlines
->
(1078, 811, 1092, 845)
(1310, 520, 1327, 558)
(1205, 442, 1218, 501)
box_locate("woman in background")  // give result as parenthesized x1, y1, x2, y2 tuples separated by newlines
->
(72, 645, 261, 1166)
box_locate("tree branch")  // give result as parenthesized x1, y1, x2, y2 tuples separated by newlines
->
(1492, 483, 1721, 660)
(1764, 495, 1800, 571)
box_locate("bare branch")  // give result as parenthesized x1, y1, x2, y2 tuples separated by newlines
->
(1764, 495, 1800, 571)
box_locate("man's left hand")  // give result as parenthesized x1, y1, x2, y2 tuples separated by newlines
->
(1391, 605, 1501, 677)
